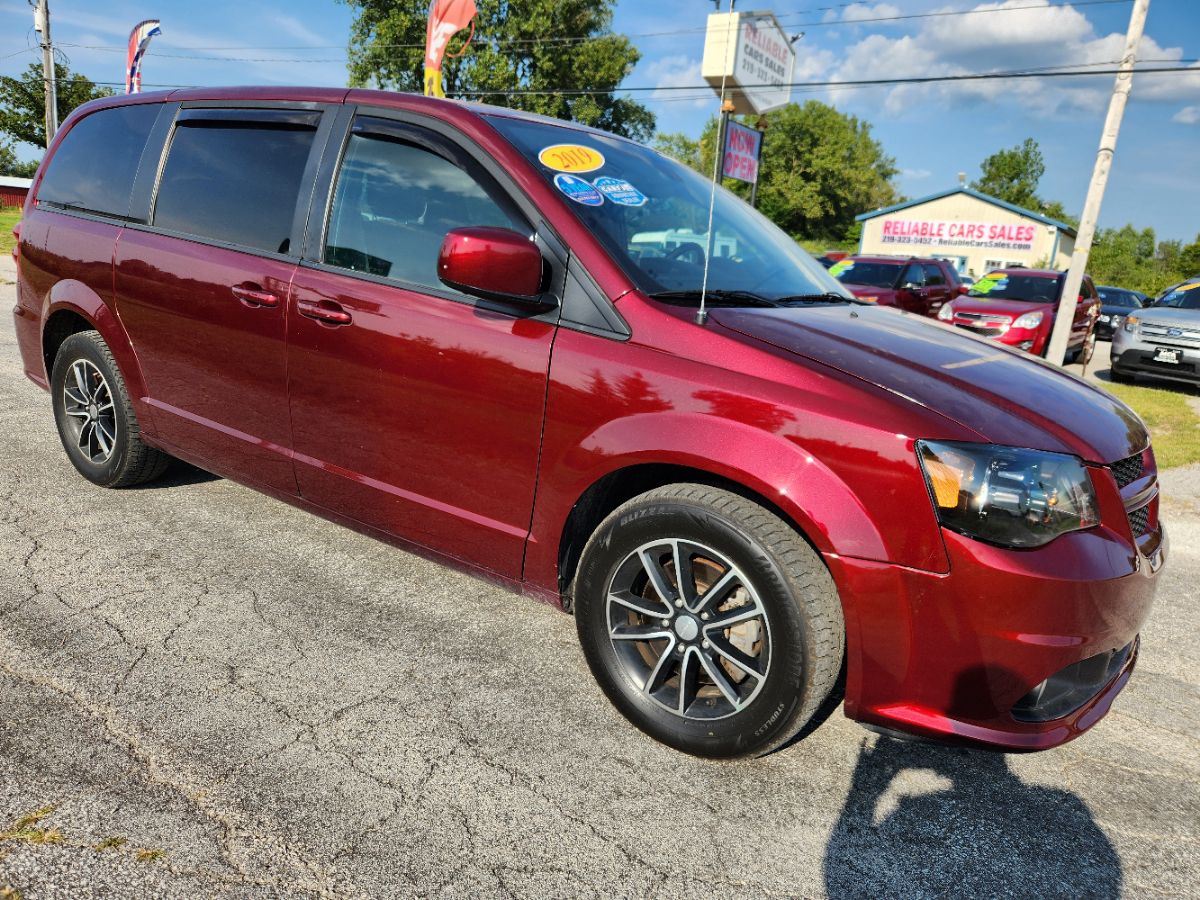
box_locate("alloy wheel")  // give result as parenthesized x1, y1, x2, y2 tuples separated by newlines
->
(61, 359, 117, 464)
(605, 539, 772, 720)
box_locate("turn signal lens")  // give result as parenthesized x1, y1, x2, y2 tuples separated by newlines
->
(917, 441, 1100, 548)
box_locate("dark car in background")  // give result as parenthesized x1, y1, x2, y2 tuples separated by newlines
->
(1095, 285, 1147, 340)
(938, 268, 1100, 360)
(829, 255, 964, 318)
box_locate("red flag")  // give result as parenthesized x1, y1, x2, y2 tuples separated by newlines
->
(424, 0, 476, 98)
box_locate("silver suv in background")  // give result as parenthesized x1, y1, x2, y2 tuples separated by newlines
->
(1112, 277, 1200, 387)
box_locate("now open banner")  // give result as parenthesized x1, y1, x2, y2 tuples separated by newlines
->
(723, 121, 763, 185)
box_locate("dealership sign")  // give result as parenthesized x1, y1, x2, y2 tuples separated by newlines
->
(723, 121, 762, 184)
(879, 219, 1038, 251)
(702, 11, 795, 115)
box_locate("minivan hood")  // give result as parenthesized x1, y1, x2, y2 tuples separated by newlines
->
(713, 305, 1146, 464)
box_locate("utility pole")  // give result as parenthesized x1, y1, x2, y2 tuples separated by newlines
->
(34, 0, 58, 147)
(1046, 0, 1149, 365)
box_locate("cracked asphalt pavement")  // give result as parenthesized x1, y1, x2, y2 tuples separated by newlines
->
(1, 273, 1198, 898)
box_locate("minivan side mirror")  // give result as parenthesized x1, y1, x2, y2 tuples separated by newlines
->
(438, 227, 547, 304)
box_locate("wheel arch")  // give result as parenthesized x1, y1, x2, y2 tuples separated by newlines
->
(41, 281, 155, 434)
(538, 413, 892, 600)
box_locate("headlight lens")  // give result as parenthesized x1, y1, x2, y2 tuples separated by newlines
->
(937, 304, 955, 322)
(917, 441, 1100, 548)
(1012, 311, 1044, 329)
(1124, 315, 1139, 333)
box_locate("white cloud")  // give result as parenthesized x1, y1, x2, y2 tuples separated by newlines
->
(901, 167, 933, 179)
(842, 3, 902, 23)
(815, 0, 1200, 118)
(271, 14, 328, 48)
(1174, 106, 1200, 124)
(644, 54, 710, 109)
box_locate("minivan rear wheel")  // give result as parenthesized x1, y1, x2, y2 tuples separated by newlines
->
(51, 331, 170, 488)
(573, 484, 844, 758)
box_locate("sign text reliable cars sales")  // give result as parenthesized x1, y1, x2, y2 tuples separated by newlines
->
(880, 219, 1037, 250)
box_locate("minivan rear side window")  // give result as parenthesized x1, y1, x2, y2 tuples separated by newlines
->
(153, 115, 317, 254)
(37, 103, 159, 219)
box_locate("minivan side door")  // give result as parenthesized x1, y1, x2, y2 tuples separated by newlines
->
(285, 114, 557, 579)
(114, 106, 332, 493)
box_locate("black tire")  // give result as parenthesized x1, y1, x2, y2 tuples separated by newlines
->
(573, 484, 844, 758)
(50, 330, 170, 488)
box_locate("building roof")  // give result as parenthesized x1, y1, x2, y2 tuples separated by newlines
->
(855, 186, 1077, 236)
(0, 176, 33, 189)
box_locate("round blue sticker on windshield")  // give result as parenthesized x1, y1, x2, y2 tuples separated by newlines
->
(554, 173, 604, 206)
(593, 176, 647, 207)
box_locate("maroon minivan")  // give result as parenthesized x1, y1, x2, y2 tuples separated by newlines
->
(11, 88, 1165, 757)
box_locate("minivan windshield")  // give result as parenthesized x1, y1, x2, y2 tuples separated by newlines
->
(968, 272, 1061, 303)
(485, 115, 851, 305)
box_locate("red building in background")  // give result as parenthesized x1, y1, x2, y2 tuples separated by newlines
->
(0, 177, 32, 208)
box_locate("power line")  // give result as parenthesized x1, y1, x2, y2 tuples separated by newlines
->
(43, 0, 1136, 58)
(8, 62, 1194, 98)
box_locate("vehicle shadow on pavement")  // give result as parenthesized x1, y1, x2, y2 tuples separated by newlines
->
(128, 459, 222, 490)
(823, 736, 1121, 898)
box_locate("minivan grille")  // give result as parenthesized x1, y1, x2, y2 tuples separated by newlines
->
(1110, 453, 1144, 489)
(1128, 505, 1150, 538)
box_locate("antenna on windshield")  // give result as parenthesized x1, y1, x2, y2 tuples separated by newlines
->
(697, 0, 737, 326)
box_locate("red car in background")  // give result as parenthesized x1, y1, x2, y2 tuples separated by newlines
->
(830, 255, 965, 318)
(938, 268, 1100, 360)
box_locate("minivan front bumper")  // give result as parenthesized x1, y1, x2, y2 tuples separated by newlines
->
(827, 509, 1163, 751)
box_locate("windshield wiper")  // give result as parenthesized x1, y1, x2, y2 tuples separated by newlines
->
(775, 292, 857, 305)
(648, 289, 783, 308)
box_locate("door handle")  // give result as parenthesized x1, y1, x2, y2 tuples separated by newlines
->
(232, 283, 280, 308)
(297, 298, 352, 326)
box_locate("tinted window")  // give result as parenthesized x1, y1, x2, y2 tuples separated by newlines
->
(323, 129, 522, 289)
(900, 263, 925, 287)
(832, 260, 903, 288)
(1156, 283, 1200, 309)
(154, 121, 315, 253)
(37, 103, 159, 218)
(1098, 289, 1139, 308)
(923, 263, 945, 286)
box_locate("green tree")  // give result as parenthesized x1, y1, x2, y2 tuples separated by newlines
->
(971, 137, 1045, 209)
(0, 139, 38, 179)
(340, 0, 654, 141)
(702, 101, 898, 242)
(0, 63, 113, 149)
(1179, 235, 1200, 278)
(652, 132, 701, 170)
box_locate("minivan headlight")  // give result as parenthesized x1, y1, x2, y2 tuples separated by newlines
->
(916, 441, 1100, 548)
(1012, 311, 1044, 329)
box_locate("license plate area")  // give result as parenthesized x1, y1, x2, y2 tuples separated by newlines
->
(1153, 347, 1182, 364)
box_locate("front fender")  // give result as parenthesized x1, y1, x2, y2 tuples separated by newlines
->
(42, 280, 156, 435)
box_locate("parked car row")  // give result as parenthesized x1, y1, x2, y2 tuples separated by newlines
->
(830, 256, 1098, 361)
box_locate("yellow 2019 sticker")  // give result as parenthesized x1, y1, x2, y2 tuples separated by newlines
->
(538, 144, 606, 174)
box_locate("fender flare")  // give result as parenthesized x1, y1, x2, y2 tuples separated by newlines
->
(42, 280, 157, 434)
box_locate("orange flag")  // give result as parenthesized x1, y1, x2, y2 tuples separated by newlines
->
(424, 0, 477, 98)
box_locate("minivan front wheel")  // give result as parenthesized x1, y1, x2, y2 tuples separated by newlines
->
(51, 331, 170, 488)
(574, 484, 844, 758)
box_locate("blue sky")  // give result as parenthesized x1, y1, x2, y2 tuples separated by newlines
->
(1, 0, 1197, 240)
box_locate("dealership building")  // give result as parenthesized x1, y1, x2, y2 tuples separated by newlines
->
(855, 186, 1076, 278)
